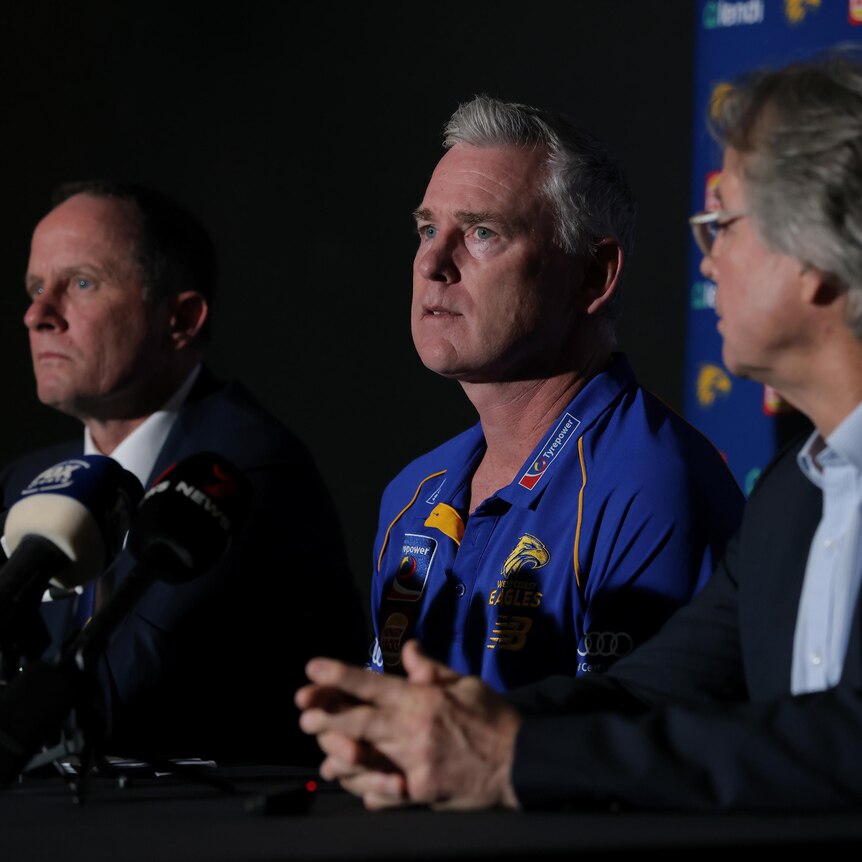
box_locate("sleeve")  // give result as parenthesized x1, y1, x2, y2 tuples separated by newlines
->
(512, 682, 862, 812)
(509, 523, 862, 812)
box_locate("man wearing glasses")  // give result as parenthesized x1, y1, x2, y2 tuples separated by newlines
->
(298, 52, 862, 812)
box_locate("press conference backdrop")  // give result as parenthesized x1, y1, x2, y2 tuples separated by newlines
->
(684, 0, 861, 494)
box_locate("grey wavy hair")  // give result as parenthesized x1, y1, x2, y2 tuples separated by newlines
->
(443, 95, 636, 319)
(710, 49, 862, 336)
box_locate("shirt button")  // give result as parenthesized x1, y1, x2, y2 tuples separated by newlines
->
(824, 538, 834, 550)
(454, 583, 466, 597)
(810, 652, 823, 666)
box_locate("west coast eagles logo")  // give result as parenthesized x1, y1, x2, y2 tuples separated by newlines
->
(486, 534, 550, 652)
(501, 533, 550, 576)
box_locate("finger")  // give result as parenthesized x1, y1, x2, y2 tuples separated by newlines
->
(299, 703, 383, 741)
(401, 640, 461, 686)
(318, 731, 401, 776)
(317, 728, 358, 756)
(362, 790, 413, 811)
(305, 657, 411, 707)
(294, 683, 361, 712)
(340, 770, 408, 806)
(319, 752, 363, 783)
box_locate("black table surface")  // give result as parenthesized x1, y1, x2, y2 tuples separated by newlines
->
(2, 762, 862, 861)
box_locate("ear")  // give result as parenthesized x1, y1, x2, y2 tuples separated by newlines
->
(167, 290, 208, 350)
(803, 265, 844, 310)
(577, 238, 624, 315)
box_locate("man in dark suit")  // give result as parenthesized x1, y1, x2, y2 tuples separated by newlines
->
(296, 51, 862, 811)
(2, 180, 366, 764)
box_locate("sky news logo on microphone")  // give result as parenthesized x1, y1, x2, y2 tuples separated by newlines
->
(144, 478, 232, 532)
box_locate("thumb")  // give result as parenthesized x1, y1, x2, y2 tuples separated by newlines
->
(401, 640, 462, 685)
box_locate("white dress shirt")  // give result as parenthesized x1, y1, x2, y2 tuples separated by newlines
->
(792, 399, 862, 693)
(84, 364, 201, 487)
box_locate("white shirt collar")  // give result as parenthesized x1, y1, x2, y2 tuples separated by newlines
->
(84, 364, 202, 488)
(798, 399, 862, 484)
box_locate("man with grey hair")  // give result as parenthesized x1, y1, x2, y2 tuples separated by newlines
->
(366, 95, 742, 692)
(298, 53, 862, 812)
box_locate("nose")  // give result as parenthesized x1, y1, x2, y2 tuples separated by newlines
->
(24, 289, 67, 333)
(699, 250, 717, 282)
(414, 234, 461, 285)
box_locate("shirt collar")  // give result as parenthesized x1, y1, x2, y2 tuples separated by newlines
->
(798, 398, 862, 485)
(496, 354, 636, 509)
(84, 364, 202, 488)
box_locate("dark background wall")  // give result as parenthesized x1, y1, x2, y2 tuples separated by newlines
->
(1, 2, 696, 621)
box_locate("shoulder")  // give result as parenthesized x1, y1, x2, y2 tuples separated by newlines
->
(743, 431, 817, 518)
(588, 384, 741, 498)
(172, 376, 315, 472)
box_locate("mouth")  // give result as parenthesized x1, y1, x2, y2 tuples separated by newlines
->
(33, 351, 71, 363)
(423, 305, 461, 318)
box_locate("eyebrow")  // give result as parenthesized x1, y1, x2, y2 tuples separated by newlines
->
(412, 207, 510, 228)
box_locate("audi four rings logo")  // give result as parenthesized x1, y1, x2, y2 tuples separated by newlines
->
(577, 631, 633, 658)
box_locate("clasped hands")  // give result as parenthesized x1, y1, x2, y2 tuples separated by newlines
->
(294, 640, 521, 810)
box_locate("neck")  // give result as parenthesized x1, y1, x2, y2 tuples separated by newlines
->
(462, 349, 612, 510)
(83, 356, 201, 455)
(773, 343, 862, 438)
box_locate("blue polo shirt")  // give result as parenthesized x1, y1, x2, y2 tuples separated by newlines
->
(369, 355, 744, 692)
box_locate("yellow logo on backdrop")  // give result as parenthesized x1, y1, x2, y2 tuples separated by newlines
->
(785, 0, 820, 24)
(697, 364, 732, 408)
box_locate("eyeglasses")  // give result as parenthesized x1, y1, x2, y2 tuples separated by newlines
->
(688, 209, 748, 256)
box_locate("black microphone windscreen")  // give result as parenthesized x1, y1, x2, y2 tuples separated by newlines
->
(127, 452, 251, 582)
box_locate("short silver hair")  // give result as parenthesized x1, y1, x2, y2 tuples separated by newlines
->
(443, 95, 636, 318)
(710, 49, 862, 336)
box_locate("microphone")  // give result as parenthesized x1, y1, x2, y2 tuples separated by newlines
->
(0, 452, 250, 784)
(67, 451, 251, 671)
(0, 455, 143, 631)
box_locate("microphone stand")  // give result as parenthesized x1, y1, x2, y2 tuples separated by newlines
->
(5, 553, 238, 802)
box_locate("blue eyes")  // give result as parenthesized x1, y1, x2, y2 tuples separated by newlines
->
(418, 226, 495, 241)
(76, 278, 92, 289)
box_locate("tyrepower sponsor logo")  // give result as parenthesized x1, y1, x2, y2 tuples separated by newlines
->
(703, 0, 764, 28)
(518, 412, 580, 490)
(851, 0, 862, 23)
(389, 534, 437, 601)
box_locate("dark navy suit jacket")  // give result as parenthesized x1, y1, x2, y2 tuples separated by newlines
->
(507, 434, 862, 811)
(0, 369, 366, 764)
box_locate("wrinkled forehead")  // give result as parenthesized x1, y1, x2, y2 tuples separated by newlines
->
(422, 143, 552, 216)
